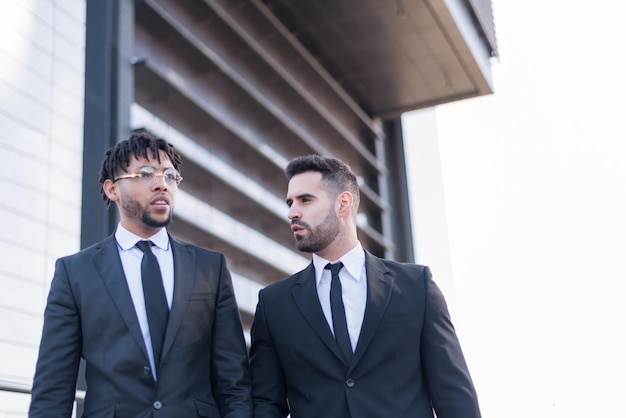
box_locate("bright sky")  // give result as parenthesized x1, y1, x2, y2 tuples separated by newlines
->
(404, 1, 626, 417)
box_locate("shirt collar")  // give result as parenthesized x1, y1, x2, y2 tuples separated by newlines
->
(313, 241, 365, 286)
(115, 223, 170, 251)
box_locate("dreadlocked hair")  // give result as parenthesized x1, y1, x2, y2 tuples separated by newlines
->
(99, 131, 183, 207)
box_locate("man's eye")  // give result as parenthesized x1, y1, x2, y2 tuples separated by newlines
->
(163, 170, 176, 180)
(138, 171, 153, 179)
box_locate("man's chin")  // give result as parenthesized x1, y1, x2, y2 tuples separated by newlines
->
(295, 240, 310, 253)
(295, 240, 321, 254)
(143, 213, 173, 229)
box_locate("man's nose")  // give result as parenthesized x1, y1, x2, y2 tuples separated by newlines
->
(288, 207, 300, 220)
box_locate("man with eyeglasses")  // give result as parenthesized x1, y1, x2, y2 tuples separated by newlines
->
(29, 132, 252, 418)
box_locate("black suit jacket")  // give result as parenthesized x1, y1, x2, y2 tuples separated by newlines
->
(29, 234, 252, 418)
(249, 252, 480, 418)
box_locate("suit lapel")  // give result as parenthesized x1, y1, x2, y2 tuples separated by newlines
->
(160, 236, 195, 362)
(291, 263, 346, 364)
(351, 252, 395, 367)
(93, 235, 149, 360)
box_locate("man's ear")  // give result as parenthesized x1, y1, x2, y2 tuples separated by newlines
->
(102, 179, 119, 203)
(337, 191, 354, 217)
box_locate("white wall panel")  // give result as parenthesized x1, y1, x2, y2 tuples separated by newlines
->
(0, 2, 85, 414)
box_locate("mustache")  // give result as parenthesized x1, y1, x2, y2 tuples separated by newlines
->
(291, 220, 310, 229)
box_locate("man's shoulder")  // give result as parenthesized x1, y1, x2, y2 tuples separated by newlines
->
(368, 252, 427, 271)
(368, 253, 430, 280)
(381, 258, 428, 272)
(169, 235, 224, 257)
(60, 235, 116, 259)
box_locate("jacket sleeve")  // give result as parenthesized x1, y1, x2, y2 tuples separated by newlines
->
(210, 253, 253, 418)
(29, 258, 82, 418)
(249, 289, 290, 418)
(420, 266, 482, 418)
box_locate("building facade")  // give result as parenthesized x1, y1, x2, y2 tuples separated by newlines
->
(0, 0, 496, 415)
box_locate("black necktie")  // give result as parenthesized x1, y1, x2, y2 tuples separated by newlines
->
(136, 240, 169, 372)
(325, 262, 352, 363)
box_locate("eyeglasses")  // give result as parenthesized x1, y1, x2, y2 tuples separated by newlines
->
(113, 166, 183, 186)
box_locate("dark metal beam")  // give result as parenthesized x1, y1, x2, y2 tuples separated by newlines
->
(383, 118, 415, 263)
(81, 0, 134, 249)
(79, 1, 134, 416)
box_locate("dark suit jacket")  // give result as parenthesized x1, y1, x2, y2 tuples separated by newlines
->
(29, 234, 252, 418)
(249, 252, 480, 418)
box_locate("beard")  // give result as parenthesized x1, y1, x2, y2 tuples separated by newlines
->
(293, 208, 340, 253)
(122, 195, 173, 229)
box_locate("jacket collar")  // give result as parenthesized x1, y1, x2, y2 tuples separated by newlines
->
(93, 234, 196, 367)
(291, 251, 395, 368)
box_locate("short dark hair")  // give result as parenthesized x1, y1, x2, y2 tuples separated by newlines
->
(285, 155, 360, 205)
(99, 131, 182, 207)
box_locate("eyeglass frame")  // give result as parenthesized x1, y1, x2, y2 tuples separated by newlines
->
(112, 166, 183, 186)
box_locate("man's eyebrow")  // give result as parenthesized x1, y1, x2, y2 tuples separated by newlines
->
(286, 193, 316, 205)
(296, 193, 315, 200)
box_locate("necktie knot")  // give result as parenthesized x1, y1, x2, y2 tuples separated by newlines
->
(136, 240, 154, 253)
(325, 262, 344, 278)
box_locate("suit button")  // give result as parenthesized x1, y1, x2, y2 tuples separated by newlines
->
(346, 378, 355, 388)
(143, 366, 151, 376)
(153, 401, 162, 409)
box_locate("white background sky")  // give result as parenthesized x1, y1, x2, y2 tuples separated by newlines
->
(404, 1, 626, 417)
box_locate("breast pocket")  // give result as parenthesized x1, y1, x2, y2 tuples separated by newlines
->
(175, 292, 216, 345)
(378, 313, 417, 327)
(189, 291, 215, 301)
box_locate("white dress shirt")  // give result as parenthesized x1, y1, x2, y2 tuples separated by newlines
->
(313, 242, 367, 351)
(115, 224, 174, 380)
